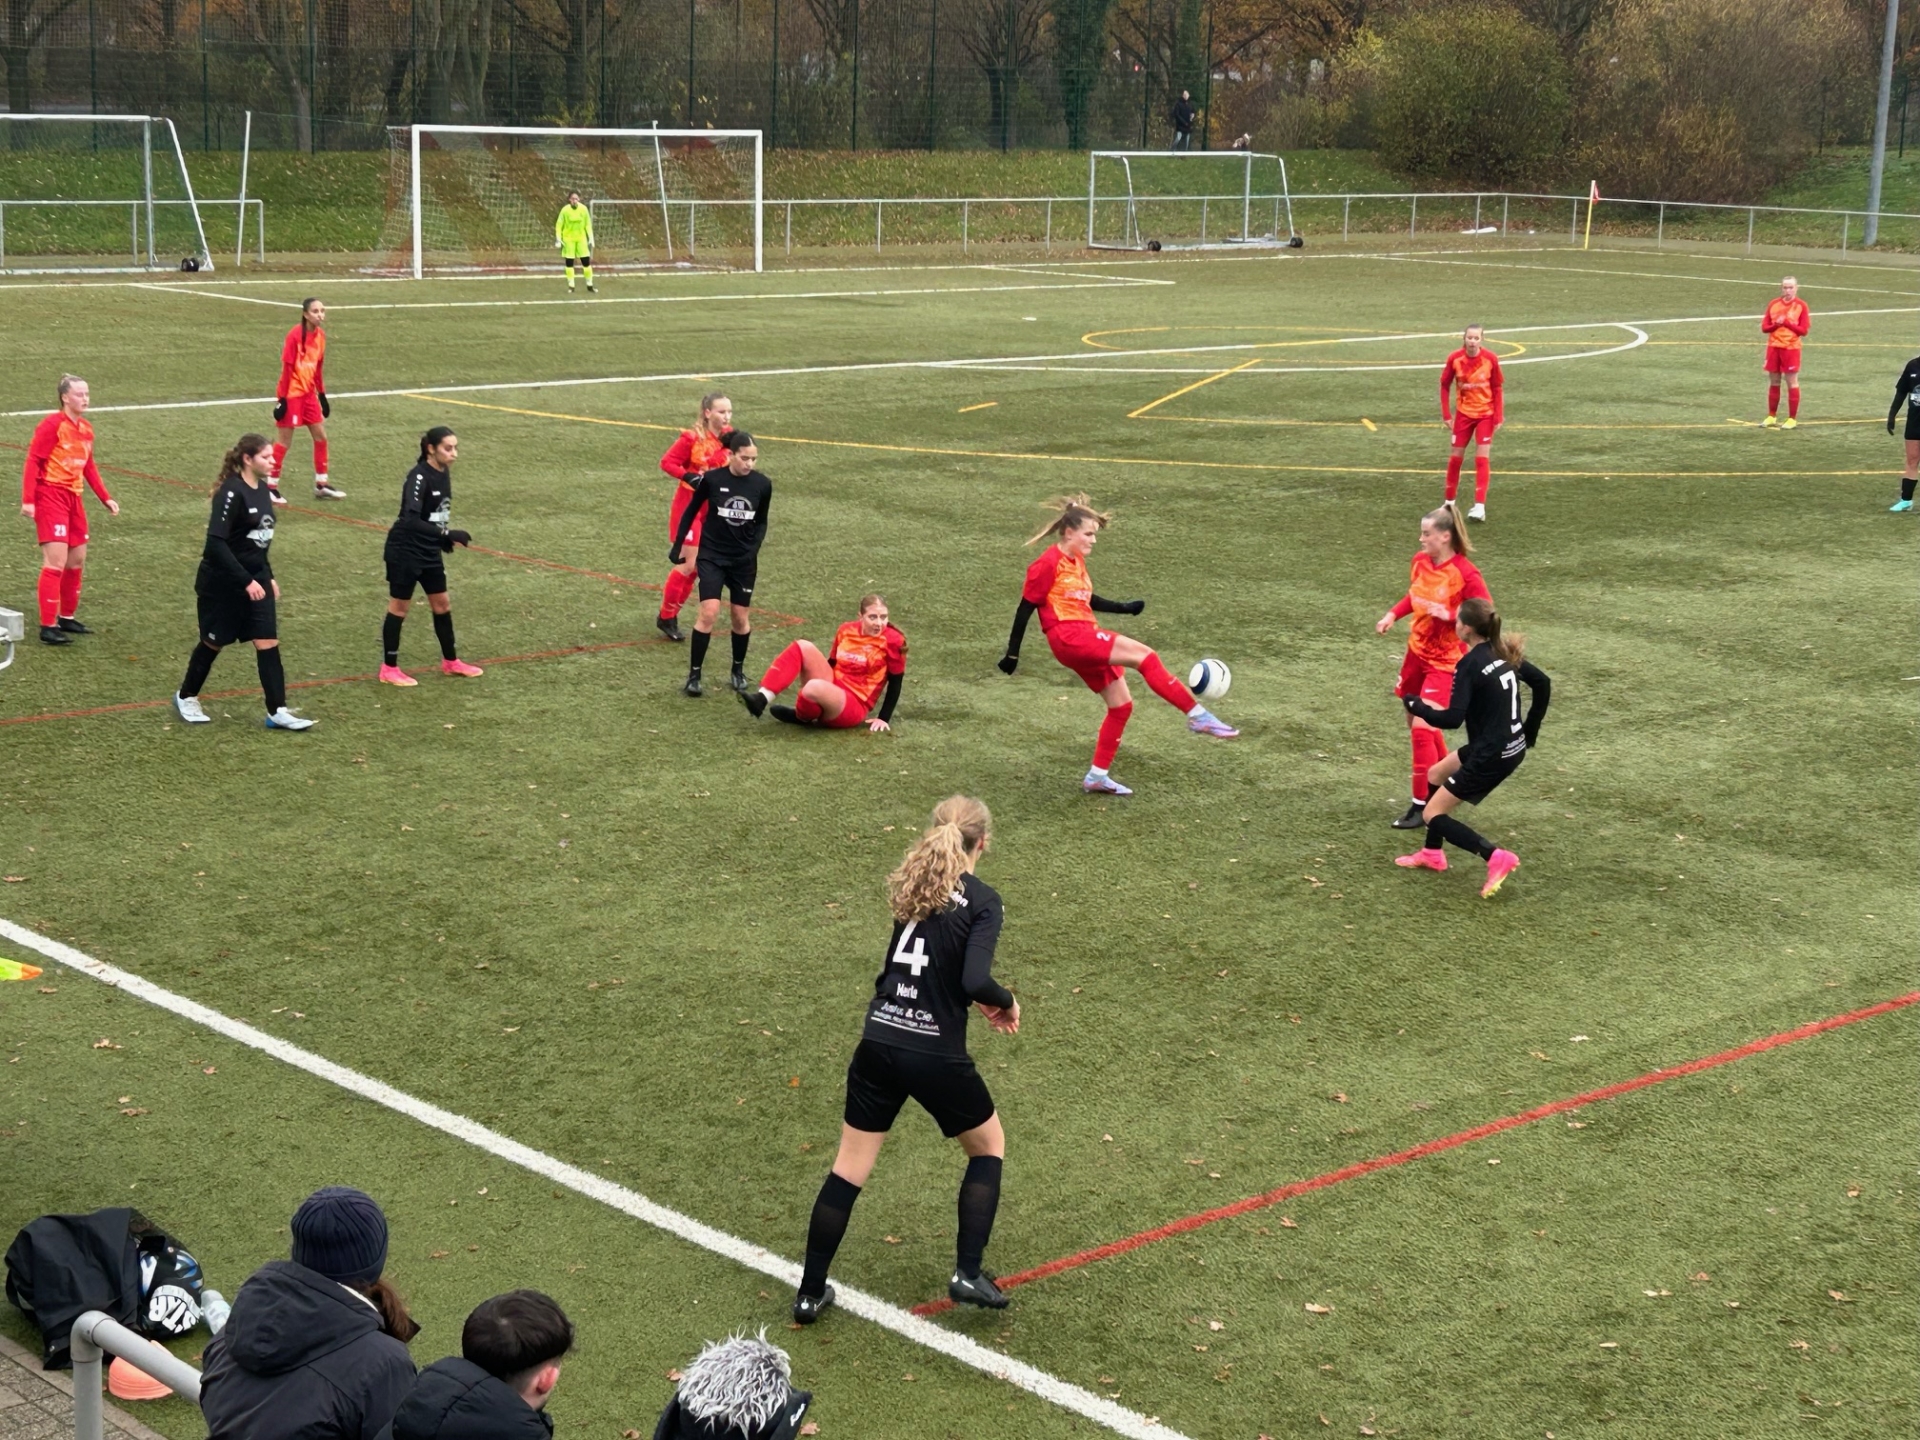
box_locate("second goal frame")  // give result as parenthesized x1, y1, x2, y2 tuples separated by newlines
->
(1086, 150, 1297, 252)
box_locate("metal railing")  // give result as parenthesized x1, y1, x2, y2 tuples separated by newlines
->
(70, 1310, 202, 1440)
(0, 197, 265, 274)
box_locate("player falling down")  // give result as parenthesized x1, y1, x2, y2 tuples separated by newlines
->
(740, 593, 906, 730)
(1000, 495, 1237, 797)
(1395, 597, 1550, 898)
(794, 797, 1019, 1324)
(379, 426, 483, 686)
(1439, 324, 1503, 522)
(1761, 276, 1809, 429)
(20, 374, 119, 647)
(172, 434, 316, 731)
(655, 391, 733, 641)
(554, 191, 595, 294)
(271, 297, 344, 504)
(1887, 354, 1919, 512)
(670, 430, 771, 697)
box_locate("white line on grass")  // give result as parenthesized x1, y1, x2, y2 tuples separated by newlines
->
(0, 915, 1191, 1440)
(1382, 254, 1920, 298)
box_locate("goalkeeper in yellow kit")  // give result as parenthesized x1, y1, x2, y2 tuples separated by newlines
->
(555, 190, 595, 293)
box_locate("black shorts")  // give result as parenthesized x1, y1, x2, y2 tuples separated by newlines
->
(386, 554, 449, 601)
(196, 586, 277, 646)
(843, 1038, 995, 1139)
(695, 555, 756, 606)
(1905, 406, 1920, 442)
(1444, 751, 1523, 805)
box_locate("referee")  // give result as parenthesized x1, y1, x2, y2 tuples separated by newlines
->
(1889, 354, 1919, 512)
(793, 796, 1020, 1322)
(669, 430, 770, 697)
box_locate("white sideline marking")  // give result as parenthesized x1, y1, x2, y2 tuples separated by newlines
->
(0, 915, 1191, 1440)
(1384, 254, 1920, 298)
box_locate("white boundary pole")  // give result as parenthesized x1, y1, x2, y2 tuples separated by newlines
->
(410, 124, 423, 280)
(236, 110, 252, 269)
(141, 119, 155, 265)
(752, 130, 763, 272)
(651, 124, 674, 262)
(1086, 150, 1096, 247)
(163, 119, 213, 270)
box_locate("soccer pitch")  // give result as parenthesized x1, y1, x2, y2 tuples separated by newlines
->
(2, 242, 1915, 1439)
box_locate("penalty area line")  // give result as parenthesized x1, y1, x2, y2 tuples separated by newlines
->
(0, 917, 1191, 1440)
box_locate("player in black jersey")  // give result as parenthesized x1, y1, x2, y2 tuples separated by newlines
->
(379, 426, 482, 686)
(668, 430, 771, 697)
(793, 796, 1020, 1323)
(1888, 355, 1920, 512)
(1396, 597, 1550, 898)
(171, 434, 315, 730)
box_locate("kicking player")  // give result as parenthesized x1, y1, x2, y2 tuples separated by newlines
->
(669, 430, 769, 697)
(379, 426, 481, 686)
(1761, 276, 1809, 428)
(1396, 597, 1550, 897)
(1377, 503, 1490, 830)
(554, 191, 595, 293)
(20, 374, 119, 647)
(1440, 324, 1503, 521)
(740, 593, 906, 730)
(172, 434, 315, 730)
(793, 796, 1020, 1323)
(271, 297, 343, 503)
(1887, 353, 1920, 511)
(999, 495, 1237, 796)
(654, 391, 733, 641)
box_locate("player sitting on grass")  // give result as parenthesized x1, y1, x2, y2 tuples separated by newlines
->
(740, 593, 905, 731)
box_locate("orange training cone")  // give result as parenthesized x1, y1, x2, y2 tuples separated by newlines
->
(107, 1342, 175, 1401)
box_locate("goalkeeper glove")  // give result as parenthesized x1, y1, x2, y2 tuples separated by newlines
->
(273, 398, 288, 423)
(667, 546, 684, 565)
(318, 391, 330, 419)
(1118, 599, 1145, 616)
(441, 529, 472, 550)
(997, 654, 1019, 675)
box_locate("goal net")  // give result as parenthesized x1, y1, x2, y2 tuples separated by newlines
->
(382, 126, 763, 277)
(1087, 151, 1298, 252)
(0, 115, 213, 275)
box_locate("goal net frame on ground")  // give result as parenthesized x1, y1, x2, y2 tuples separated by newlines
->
(0, 114, 213, 275)
(1086, 151, 1297, 252)
(392, 125, 763, 278)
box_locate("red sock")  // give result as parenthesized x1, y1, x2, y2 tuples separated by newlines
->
(313, 438, 330, 478)
(1137, 651, 1197, 712)
(36, 567, 61, 627)
(1093, 702, 1132, 769)
(1788, 388, 1800, 419)
(1474, 455, 1490, 504)
(794, 694, 822, 722)
(1411, 727, 1445, 800)
(269, 442, 287, 480)
(1444, 454, 1463, 501)
(1767, 385, 1780, 417)
(761, 641, 804, 695)
(659, 569, 694, 619)
(59, 566, 82, 618)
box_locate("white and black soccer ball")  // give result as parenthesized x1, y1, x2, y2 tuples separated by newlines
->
(1188, 658, 1231, 700)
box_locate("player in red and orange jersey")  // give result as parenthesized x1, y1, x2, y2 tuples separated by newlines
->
(654, 390, 733, 642)
(1761, 276, 1810, 429)
(1376, 502, 1490, 830)
(739, 593, 907, 730)
(1440, 324, 1504, 522)
(271, 297, 343, 503)
(20, 374, 119, 647)
(999, 495, 1237, 797)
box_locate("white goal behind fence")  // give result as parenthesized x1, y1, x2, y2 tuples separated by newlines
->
(0, 115, 213, 274)
(1087, 151, 1296, 252)
(385, 125, 763, 277)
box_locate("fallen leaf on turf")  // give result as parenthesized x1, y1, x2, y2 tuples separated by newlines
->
(118, 1096, 132, 1104)
(1192, 1344, 1208, 1352)
(901, 1374, 915, 1383)
(1280, 1216, 1298, 1228)
(3, 876, 25, 883)
(1208, 1320, 1224, 1331)
(202, 1067, 216, 1075)
(1690, 1272, 1710, 1283)
(466, 1245, 479, 1252)
(883, 1235, 902, 1245)
(1846, 1186, 1861, 1198)
(1726, 1301, 1741, 1309)
(93, 1039, 121, 1049)
(1530, 1050, 1550, 1060)
(1829, 1290, 1849, 1302)
(1332, 1092, 1349, 1103)
(1643, 1289, 1671, 1297)
(1102, 1134, 1113, 1142)
(1599, 1342, 1618, 1349)
(1789, 1340, 1810, 1352)
(1488, 1158, 1501, 1165)
(502, 1027, 520, 1034)
(38, 986, 56, 994)
(1319, 1415, 1331, 1427)
(429, 1250, 450, 1259)
(1305, 1303, 1333, 1315)
(624, 1430, 642, 1438)
(1361, 1428, 1377, 1436)
(1571, 1035, 1589, 1042)
(789, 1076, 800, 1087)
(1097, 1377, 1115, 1386)
(666, 1369, 683, 1381)
(1567, 1121, 1587, 1129)
(119, 1107, 147, 1117)
(799, 1426, 819, 1436)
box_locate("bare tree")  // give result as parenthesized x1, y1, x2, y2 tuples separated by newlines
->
(236, 0, 316, 150)
(415, 0, 493, 122)
(502, 0, 593, 115)
(957, 0, 1047, 148)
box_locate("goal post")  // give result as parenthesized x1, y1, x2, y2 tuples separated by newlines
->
(1087, 151, 1298, 252)
(388, 125, 764, 278)
(0, 115, 213, 275)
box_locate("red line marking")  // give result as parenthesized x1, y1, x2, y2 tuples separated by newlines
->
(910, 991, 1920, 1316)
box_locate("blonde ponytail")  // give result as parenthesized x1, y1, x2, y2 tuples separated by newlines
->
(886, 796, 992, 922)
(1026, 494, 1112, 547)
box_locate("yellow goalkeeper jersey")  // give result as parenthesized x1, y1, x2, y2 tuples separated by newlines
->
(555, 202, 593, 246)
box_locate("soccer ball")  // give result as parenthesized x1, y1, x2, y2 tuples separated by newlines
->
(1188, 658, 1231, 700)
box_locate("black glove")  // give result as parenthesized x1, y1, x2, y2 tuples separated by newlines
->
(1890, 418, 1899, 435)
(273, 398, 288, 423)
(998, 654, 1019, 675)
(667, 546, 684, 565)
(318, 391, 330, 419)
(1401, 694, 1421, 715)
(442, 529, 472, 550)
(1119, 599, 1145, 616)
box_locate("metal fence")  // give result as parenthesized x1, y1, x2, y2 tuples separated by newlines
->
(70, 1309, 202, 1440)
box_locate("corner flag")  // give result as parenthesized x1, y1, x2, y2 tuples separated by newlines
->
(1583, 179, 1601, 250)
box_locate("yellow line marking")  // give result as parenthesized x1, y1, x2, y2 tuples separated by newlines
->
(1082, 323, 1402, 350)
(406, 394, 1890, 479)
(1126, 357, 1264, 421)
(958, 401, 999, 413)
(1361, 418, 1378, 432)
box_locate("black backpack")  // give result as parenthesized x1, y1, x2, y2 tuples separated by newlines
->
(4, 1208, 202, 1367)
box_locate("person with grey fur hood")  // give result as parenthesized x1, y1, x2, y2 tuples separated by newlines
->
(652, 1333, 811, 1440)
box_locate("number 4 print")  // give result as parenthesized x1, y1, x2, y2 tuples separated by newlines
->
(891, 923, 931, 976)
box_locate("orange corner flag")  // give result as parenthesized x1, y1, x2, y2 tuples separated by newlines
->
(1589, 179, 1602, 202)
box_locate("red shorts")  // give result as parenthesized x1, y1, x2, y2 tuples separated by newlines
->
(32, 486, 87, 547)
(796, 684, 870, 729)
(1046, 621, 1121, 694)
(1395, 650, 1457, 710)
(1451, 412, 1497, 446)
(1764, 346, 1801, 375)
(668, 482, 705, 549)
(279, 393, 324, 427)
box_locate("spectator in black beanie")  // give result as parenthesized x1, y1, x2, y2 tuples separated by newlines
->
(201, 1186, 418, 1440)
(380, 1291, 574, 1440)
(653, 1332, 811, 1440)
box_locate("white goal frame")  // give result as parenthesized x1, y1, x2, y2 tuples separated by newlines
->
(0, 114, 213, 274)
(1086, 150, 1296, 251)
(403, 124, 763, 278)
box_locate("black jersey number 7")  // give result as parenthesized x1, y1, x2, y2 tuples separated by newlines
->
(891, 924, 932, 976)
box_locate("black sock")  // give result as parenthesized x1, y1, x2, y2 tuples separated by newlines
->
(955, 1154, 1003, 1279)
(731, 629, 751, 670)
(1903, 476, 1916, 502)
(432, 610, 458, 661)
(256, 646, 287, 713)
(1430, 813, 1495, 860)
(383, 613, 404, 666)
(179, 641, 218, 699)
(689, 628, 712, 671)
(800, 1172, 861, 1297)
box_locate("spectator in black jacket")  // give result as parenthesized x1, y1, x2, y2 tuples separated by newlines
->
(1170, 90, 1197, 150)
(380, 1291, 574, 1440)
(200, 1186, 419, 1440)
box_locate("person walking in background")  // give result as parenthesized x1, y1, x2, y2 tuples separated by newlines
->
(20, 374, 118, 647)
(1170, 90, 1197, 150)
(379, 1290, 573, 1440)
(1761, 276, 1809, 429)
